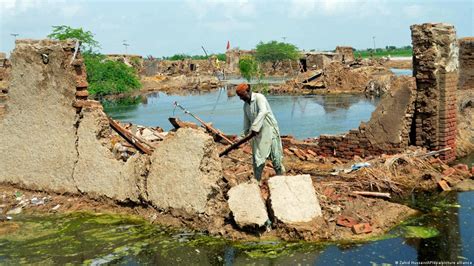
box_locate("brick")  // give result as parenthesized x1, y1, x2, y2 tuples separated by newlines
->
(454, 164, 469, 173)
(294, 149, 306, 160)
(352, 223, 372, 234)
(438, 180, 451, 191)
(442, 168, 455, 176)
(75, 75, 88, 87)
(75, 90, 89, 97)
(336, 216, 358, 228)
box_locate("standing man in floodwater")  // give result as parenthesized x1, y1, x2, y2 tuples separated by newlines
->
(236, 83, 285, 181)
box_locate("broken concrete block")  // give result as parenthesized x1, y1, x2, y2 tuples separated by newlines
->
(227, 182, 269, 228)
(147, 128, 222, 214)
(268, 175, 322, 224)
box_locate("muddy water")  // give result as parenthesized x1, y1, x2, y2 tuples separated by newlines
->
(104, 91, 379, 139)
(1, 182, 473, 264)
(391, 68, 412, 76)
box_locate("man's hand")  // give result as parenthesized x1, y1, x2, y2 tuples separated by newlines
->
(250, 130, 259, 137)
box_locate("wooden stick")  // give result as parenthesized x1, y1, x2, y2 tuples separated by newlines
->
(352, 191, 391, 199)
(108, 117, 153, 155)
(174, 102, 233, 144)
(219, 133, 255, 157)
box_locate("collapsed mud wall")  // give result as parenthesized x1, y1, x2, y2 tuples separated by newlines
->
(411, 23, 458, 162)
(142, 58, 220, 77)
(106, 54, 143, 71)
(335, 46, 355, 63)
(225, 48, 353, 76)
(456, 37, 474, 157)
(0, 52, 11, 118)
(0, 39, 225, 220)
(458, 38, 474, 91)
(304, 76, 416, 159)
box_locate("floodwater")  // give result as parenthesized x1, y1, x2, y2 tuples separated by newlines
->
(391, 68, 412, 76)
(2, 86, 473, 264)
(1, 175, 473, 265)
(104, 91, 379, 139)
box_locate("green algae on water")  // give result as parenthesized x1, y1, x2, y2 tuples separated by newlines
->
(402, 226, 440, 239)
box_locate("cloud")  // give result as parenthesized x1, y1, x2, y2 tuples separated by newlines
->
(403, 4, 424, 18)
(0, 0, 82, 17)
(185, 0, 256, 19)
(288, 0, 391, 18)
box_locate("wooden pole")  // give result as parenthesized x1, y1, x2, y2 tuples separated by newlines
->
(352, 191, 391, 199)
(174, 101, 233, 144)
(108, 117, 153, 155)
(219, 133, 255, 157)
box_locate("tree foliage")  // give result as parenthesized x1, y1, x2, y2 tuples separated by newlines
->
(255, 41, 299, 70)
(48, 25, 100, 52)
(163, 53, 226, 61)
(48, 25, 141, 96)
(84, 54, 141, 96)
(238, 55, 261, 82)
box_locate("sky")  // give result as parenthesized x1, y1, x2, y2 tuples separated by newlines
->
(0, 0, 472, 57)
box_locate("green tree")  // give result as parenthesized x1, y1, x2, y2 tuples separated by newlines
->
(47, 25, 100, 52)
(238, 55, 261, 82)
(255, 41, 300, 71)
(84, 54, 141, 96)
(48, 26, 141, 96)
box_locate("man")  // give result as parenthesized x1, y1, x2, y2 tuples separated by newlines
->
(235, 83, 285, 181)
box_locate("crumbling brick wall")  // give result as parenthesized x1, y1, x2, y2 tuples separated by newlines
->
(312, 77, 415, 159)
(411, 23, 458, 162)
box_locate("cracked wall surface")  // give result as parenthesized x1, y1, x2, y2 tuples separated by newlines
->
(146, 127, 222, 214)
(0, 40, 148, 202)
(0, 40, 79, 192)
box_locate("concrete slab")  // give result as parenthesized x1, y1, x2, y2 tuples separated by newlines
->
(268, 175, 322, 224)
(227, 181, 268, 228)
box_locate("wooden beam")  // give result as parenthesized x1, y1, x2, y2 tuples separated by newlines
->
(108, 117, 153, 155)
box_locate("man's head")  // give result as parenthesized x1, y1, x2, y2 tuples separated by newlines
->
(236, 83, 251, 103)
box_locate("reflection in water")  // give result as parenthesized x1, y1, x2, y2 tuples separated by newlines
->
(104, 90, 379, 139)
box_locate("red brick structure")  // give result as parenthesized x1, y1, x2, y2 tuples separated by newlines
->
(411, 23, 458, 162)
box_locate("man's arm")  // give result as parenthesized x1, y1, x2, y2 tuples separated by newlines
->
(242, 105, 251, 137)
(250, 94, 269, 133)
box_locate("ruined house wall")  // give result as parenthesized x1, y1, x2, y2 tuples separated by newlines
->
(144, 59, 218, 76)
(0, 52, 10, 118)
(335, 46, 355, 63)
(0, 40, 146, 199)
(458, 38, 474, 91)
(106, 54, 143, 71)
(0, 40, 79, 191)
(456, 37, 474, 157)
(313, 77, 416, 159)
(411, 23, 458, 162)
(0, 40, 224, 213)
